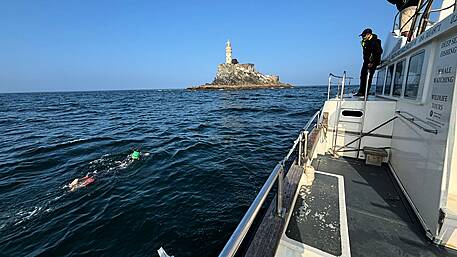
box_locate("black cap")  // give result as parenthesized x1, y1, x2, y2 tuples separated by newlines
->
(359, 28, 372, 37)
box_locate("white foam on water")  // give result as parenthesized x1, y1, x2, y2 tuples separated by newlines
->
(66, 138, 85, 144)
(14, 206, 43, 226)
(89, 156, 107, 165)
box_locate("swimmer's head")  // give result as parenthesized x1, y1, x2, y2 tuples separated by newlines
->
(131, 150, 140, 160)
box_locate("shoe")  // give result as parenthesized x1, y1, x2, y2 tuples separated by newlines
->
(353, 93, 364, 97)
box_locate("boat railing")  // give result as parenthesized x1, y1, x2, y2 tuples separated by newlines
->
(327, 72, 355, 100)
(396, 110, 438, 134)
(392, 0, 456, 41)
(392, 3, 424, 34)
(429, 1, 456, 13)
(218, 109, 322, 257)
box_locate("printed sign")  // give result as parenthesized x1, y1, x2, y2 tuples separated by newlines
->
(426, 35, 457, 130)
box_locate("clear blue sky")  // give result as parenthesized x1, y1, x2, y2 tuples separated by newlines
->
(0, 0, 397, 93)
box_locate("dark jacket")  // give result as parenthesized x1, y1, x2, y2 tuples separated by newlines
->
(362, 34, 383, 66)
(387, 0, 419, 11)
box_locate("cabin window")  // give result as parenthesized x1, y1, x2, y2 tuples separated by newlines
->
(384, 65, 394, 95)
(404, 51, 425, 99)
(392, 60, 405, 97)
(375, 68, 386, 95)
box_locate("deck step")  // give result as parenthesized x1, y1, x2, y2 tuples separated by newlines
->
(363, 147, 388, 166)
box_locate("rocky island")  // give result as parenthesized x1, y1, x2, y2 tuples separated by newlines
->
(188, 41, 293, 90)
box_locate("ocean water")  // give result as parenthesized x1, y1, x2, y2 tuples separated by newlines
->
(0, 87, 327, 257)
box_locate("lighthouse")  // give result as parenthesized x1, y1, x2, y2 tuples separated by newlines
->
(225, 40, 232, 64)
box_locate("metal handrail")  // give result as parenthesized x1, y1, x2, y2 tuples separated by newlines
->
(396, 110, 438, 134)
(391, 0, 455, 40)
(328, 72, 355, 100)
(301, 110, 321, 138)
(429, 2, 456, 13)
(218, 110, 321, 257)
(329, 73, 345, 79)
(417, 0, 435, 35)
(329, 73, 354, 81)
(407, 0, 426, 41)
(391, 0, 429, 33)
(334, 116, 399, 153)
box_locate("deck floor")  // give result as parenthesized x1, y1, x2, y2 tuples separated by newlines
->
(312, 155, 457, 257)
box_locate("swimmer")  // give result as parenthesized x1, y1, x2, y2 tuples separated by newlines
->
(68, 175, 95, 192)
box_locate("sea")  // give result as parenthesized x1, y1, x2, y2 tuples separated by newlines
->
(0, 87, 330, 257)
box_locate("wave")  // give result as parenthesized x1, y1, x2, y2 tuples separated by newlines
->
(24, 117, 47, 123)
(216, 106, 263, 113)
(186, 123, 211, 132)
(287, 110, 315, 117)
(20, 136, 113, 157)
(282, 94, 300, 98)
(170, 141, 217, 160)
(268, 106, 288, 113)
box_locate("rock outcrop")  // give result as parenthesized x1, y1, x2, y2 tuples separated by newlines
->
(189, 40, 292, 90)
(189, 63, 292, 90)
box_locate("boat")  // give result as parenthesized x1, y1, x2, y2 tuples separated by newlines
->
(218, 1, 457, 256)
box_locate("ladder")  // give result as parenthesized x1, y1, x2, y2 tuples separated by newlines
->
(356, 71, 370, 158)
(330, 71, 369, 158)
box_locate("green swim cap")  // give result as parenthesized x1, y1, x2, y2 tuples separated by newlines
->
(132, 150, 140, 160)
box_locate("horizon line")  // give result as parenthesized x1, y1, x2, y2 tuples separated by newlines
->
(0, 84, 362, 94)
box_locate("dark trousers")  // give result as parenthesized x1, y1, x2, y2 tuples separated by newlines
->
(358, 62, 377, 95)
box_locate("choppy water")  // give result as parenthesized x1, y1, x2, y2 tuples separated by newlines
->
(0, 87, 327, 257)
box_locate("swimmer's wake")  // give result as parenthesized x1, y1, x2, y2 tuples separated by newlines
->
(65, 149, 149, 192)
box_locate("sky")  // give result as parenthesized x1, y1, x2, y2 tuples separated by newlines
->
(0, 0, 398, 93)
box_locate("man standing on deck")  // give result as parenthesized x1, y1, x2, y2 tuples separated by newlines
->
(387, 0, 419, 37)
(355, 28, 383, 97)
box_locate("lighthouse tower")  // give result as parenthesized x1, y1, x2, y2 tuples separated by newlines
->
(225, 40, 232, 64)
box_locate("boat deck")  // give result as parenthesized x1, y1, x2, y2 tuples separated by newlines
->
(306, 155, 457, 257)
(245, 154, 457, 257)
